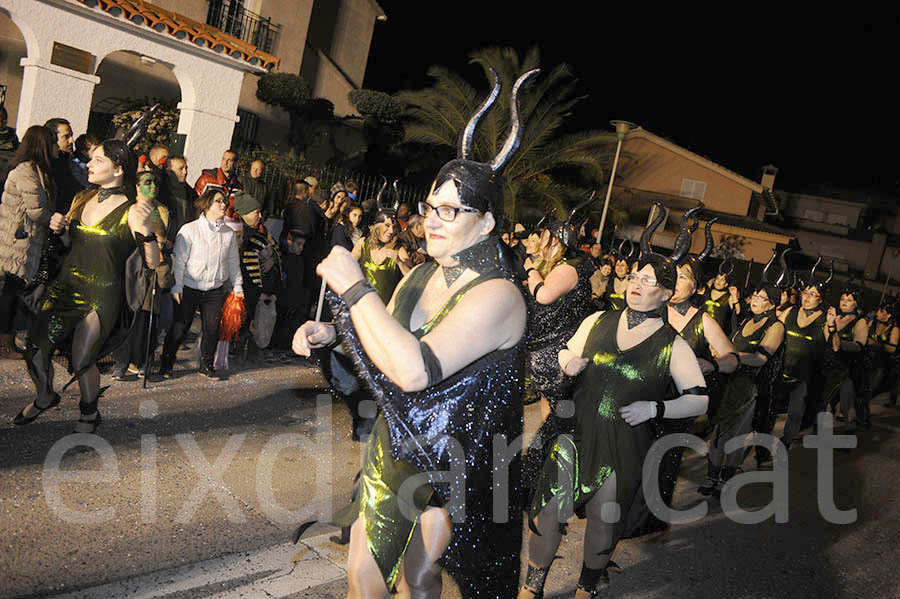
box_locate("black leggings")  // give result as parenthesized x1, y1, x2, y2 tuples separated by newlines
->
(162, 285, 225, 369)
(0, 273, 24, 333)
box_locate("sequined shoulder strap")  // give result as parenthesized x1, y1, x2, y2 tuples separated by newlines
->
(413, 270, 505, 338)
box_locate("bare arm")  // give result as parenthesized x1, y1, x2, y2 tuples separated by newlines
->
(128, 201, 161, 270)
(887, 326, 900, 354)
(841, 318, 869, 352)
(351, 238, 364, 260)
(527, 263, 578, 305)
(663, 335, 709, 418)
(558, 311, 603, 374)
(702, 313, 739, 373)
(739, 321, 785, 367)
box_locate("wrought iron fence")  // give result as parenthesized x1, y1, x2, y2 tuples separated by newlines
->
(236, 161, 430, 218)
(206, 0, 281, 54)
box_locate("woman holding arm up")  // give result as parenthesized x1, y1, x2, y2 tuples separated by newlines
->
(520, 203, 709, 599)
(293, 69, 535, 599)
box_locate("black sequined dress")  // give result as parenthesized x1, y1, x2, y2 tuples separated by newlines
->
(330, 255, 525, 597)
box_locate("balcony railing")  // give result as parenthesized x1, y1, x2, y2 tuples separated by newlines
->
(206, 0, 281, 54)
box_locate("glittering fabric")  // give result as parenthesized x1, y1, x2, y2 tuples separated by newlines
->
(525, 257, 594, 405)
(822, 314, 864, 405)
(781, 308, 825, 385)
(715, 314, 783, 433)
(604, 276, 628, 311)
(530, 310, 676, 547)
(702, 287, 733, 333)
(29, 197, 136, 373)
(866, 322, 897, 372)
(330, 259, 525, 597)
(358, 239, 402, 304)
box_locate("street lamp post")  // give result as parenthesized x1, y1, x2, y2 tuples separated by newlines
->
(596, 120, 636, 245)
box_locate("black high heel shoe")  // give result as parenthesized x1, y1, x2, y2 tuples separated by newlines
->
(12, 393, 61, 425)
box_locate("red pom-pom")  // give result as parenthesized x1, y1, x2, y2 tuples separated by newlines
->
(138, 154, 148, 164)
(158, 156, 167, 165)
(219, 293, 245, 341)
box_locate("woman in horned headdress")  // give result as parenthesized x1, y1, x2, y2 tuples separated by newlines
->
(625, 211, 740, 537)
(777, 257, 831, 450)
(870, 300, 900, 408)
(293, 68, 535, 599)
(821, 282, 870, 432)
(519, 202, 709, 599)
(603, 238, 634, 311)
(698, 263, 785, 496)
(702, 255, 740, 334)
(351, 178, 410, 304)
(524, 194, 597, 422)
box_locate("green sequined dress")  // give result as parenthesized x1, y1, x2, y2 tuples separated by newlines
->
(603, 276, 628, 311)
(822, 314, 864, 406)
(529, 310, 677, 543)
(29, 197, 136, 367)
(781, 308, 825, 387)
(702, 287, 733, 333)
(358, 239, 402, 303)
(331, 260, 525, 597)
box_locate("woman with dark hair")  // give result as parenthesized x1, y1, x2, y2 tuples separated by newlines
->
(702, 259, 740, 334)
(589, 255, 613, 308)
(160, 186, 243, 379)
(520, 203, 709, 599)
(294, 68, 534, 599)
(821, 286, 870, 431)
(603, 240, 634, 311)
(0, 125, 61, 358)
(13, 139, 160, 433)
(330, 201, 363, 251)
(698, 281, 784, 496)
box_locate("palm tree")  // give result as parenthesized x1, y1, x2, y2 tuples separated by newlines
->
(396, 46, 619, 222)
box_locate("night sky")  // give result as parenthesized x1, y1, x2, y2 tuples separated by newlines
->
(364, 5, 899, 193)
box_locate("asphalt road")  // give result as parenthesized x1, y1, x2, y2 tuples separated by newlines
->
(1, 349, 899, 599)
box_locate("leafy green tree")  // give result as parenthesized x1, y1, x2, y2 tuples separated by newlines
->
(396, 46, 618, 221)
(109, 97, 179, 156)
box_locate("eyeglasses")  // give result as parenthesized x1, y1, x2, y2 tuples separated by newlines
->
(418, 201, 481, 222)
(801, 290, 821, 299)
(626, 274, 659, 287)
(212, 197, 227, 205)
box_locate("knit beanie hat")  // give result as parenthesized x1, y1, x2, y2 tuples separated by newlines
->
(232, 191, 261, 216)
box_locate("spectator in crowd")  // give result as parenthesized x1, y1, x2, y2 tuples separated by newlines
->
(282, 182, 311, 240)
(344, 179, 359, 202)
(0, 106, 19, 151)
(111, 170, 172, 378)
(70, 134, 98, 188)
(194, 149, 242, 216)
(161, 187, 243, 379)
(161, 155, 197, 235)
(148, 144, 169, 168)
(398, 212, 427, 267)
(303, 175, 318, 198)
(239, 159, 272, 218)
(330, 201, 363, 251)
(232, 191, 281, 361)
(396, 202, 411, 230)
(272, 227, 308, 350)
(0, 125, 60, 359)
(44, 117, 83, 213)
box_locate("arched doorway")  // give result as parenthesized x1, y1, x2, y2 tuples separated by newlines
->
(0, 10, 27, 133)
(88, 50, 182, 149)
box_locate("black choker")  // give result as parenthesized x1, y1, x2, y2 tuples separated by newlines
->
(97, 186, 126, 203)
(751, 311, 770, 323)
(442, 264, 466, 287)
(801, 307, 821, 318)
(625, 307, 664, 329)
(839, 311, 856, 318)
(452, 237, 504, 276)
(669, 300, 692, 316)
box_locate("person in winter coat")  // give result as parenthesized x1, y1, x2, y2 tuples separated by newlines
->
(0, 125, 60, 358)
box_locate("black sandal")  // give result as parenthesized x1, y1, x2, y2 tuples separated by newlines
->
(12, 393, 61, 426)
(74, 410, 102, 434)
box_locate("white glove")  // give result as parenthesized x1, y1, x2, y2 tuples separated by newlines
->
(619, 401, 657, 426)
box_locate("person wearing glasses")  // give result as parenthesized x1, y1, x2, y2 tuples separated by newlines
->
(776, 259, 831, 450)
(699, 282, 784, 496)
(160, 186, 243, 379)
(292, 70, 533, 599)
(521, 204, 709, 599)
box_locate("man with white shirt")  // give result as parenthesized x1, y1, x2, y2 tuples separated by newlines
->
(159, 186, 243, 379)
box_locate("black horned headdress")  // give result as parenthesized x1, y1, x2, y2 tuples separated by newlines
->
(548, 191, 596, 251)
(806, 255, 834, 296)
(431, 68, 540, 229)
(676, 208, 718, 282)
(374, 176, 401, 224)
(634, 201, 692, 291)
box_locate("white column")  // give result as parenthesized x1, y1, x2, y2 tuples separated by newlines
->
(16, 58, 100, 135)
(177, 103, 240, 184)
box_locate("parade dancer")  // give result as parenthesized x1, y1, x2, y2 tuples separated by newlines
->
(821, 285, 869, 431)
(351, 179, 410, 304)
(520, 203, 709, 599)
(294, 68, 535, 598)
(699, 281, 784, 496)
(778, 258, 830, 450)
(524, 196, 596, 422)
(865, 301, 899, 409)
(702, 257, 739, 334)
(603, 239, 633, 311)
(13, 139, 160, 432)
(625, 213, 739, 536)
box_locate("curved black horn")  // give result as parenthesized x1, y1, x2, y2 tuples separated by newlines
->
(810, 255, 822, 281)
(490, 69, 540, 172)
(762, 248, 778, 284)
(392, 179, 402, 211)
(565, 191, 596, 226)
(532, 215, 547, 234)
(125, 103, 160, 149)
(824, 259, 835, 287)
(670, 207, 702, 263)
(640, 202, 666, 256)
(775, 248, 792, 287)
(374, 175, 389, 210)
(697, 217, 719, 262)
(718, 258, 734, 276)
(458, 68, 501, 160)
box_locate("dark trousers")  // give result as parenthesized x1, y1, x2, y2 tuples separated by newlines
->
(235, 287, 260, 354)
(162, 285, 225, 369)
(0, 273, 25, 334)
